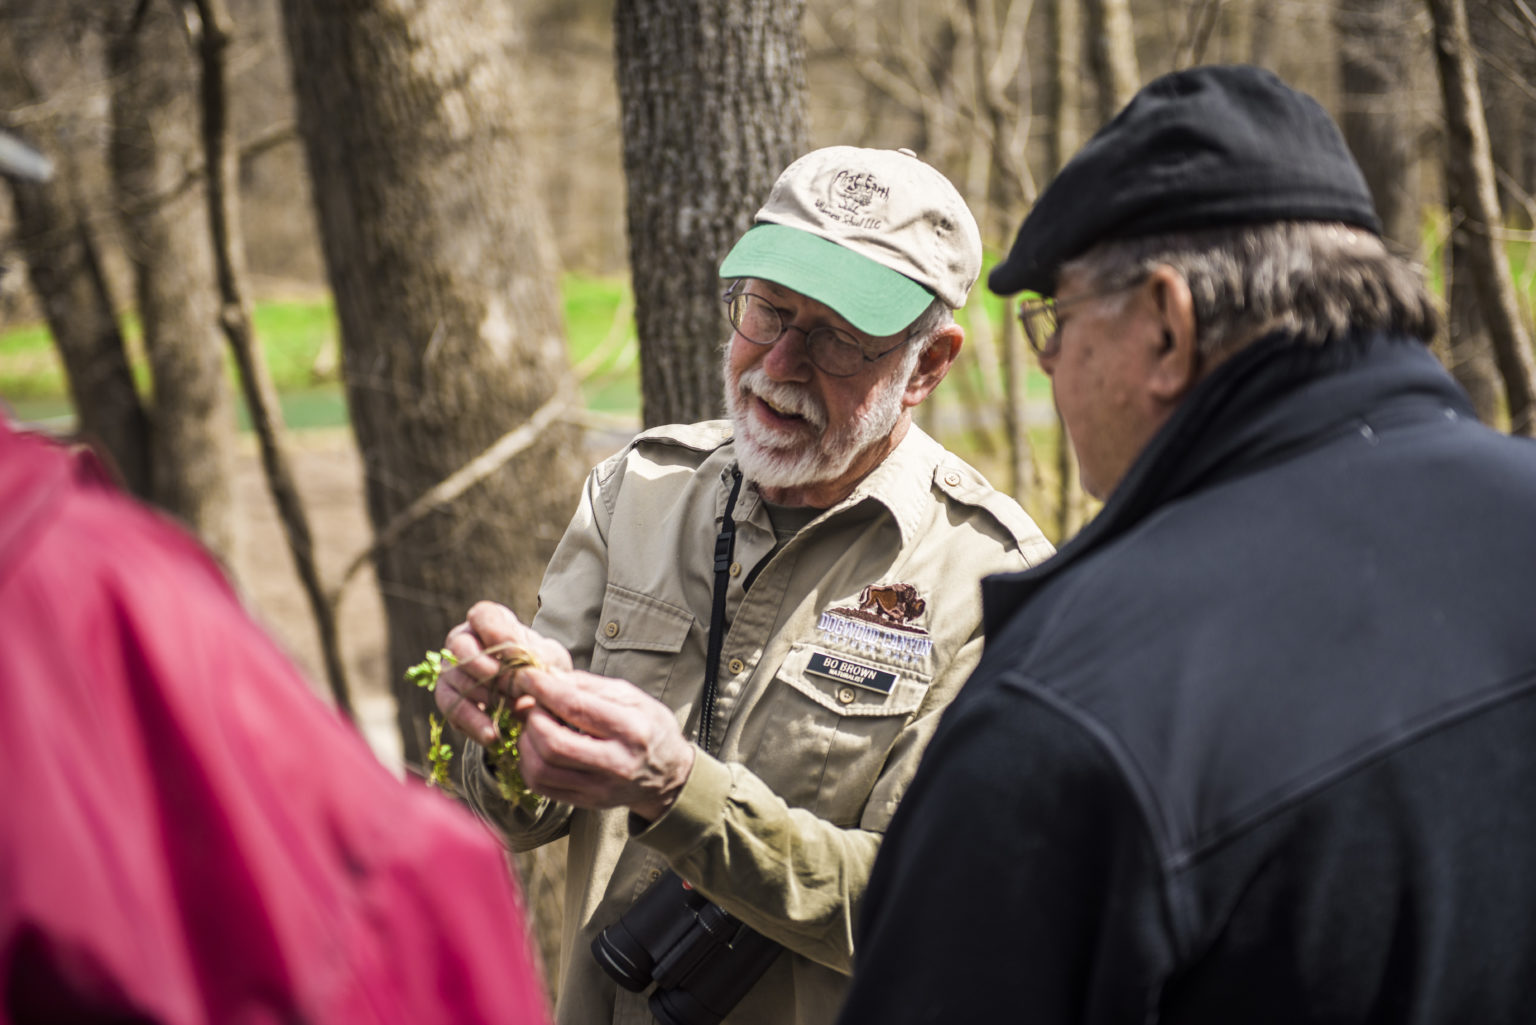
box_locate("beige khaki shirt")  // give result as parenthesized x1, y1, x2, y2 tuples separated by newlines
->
(467, 421, 1053, 1025)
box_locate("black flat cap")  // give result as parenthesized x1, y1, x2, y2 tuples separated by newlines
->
(988, 64, 1381, 296)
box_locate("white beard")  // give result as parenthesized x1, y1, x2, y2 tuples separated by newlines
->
(723, 354, 910, 491)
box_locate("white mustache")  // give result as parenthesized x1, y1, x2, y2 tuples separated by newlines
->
(737, 368, 828, 431)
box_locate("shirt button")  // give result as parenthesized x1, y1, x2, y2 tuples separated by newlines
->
(604, 621, 620, 638)
(728, 658, 745, 674)
(729, 561, 742, 577)
(837, 686, 857, 704)
(944, 471, 962, 487)
(648, 867, 662, 883)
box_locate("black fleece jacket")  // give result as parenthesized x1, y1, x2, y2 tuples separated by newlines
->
(838, 333, 1536, 1024)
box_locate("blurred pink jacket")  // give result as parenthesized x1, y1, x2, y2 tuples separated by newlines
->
(0, 420, 550, 1025)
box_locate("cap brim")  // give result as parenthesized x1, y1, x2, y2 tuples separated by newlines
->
(987, 253, 1036, 296)
(720, 224, 936, 336)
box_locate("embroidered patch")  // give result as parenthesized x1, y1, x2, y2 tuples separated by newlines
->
(806, 652, 898, 695)
(817, 168, 890, 229)
(816, 582, 933, 663)
(853, 582, 926, 626)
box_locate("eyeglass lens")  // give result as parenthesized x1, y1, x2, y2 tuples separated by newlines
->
(1019, 300, 1057, 355)
(726, 292, 866, 377)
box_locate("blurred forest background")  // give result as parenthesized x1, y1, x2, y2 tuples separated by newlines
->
(3, 0, 1535, 992)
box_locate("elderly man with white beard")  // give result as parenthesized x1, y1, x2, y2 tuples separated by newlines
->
(434, 146, 1053, 1025)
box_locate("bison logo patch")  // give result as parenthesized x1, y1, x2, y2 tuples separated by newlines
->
(857, 583, 926, 625)
(817, 582, 933, 663)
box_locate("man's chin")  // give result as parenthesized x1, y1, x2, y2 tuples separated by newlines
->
(735, 435, 832, 490)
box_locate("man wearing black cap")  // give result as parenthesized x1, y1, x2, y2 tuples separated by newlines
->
(837, 66, 1536, 1024)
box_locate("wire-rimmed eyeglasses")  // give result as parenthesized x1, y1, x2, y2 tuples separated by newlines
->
(723, 286, 909, 378)
(1017, 278, 1146, 358)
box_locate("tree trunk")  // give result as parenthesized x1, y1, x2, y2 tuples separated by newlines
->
(1428, 0, 1536, 434)
(1050, 0, 1085, 538)
(1224, 0, 1256, 64)
(278, 0, 588, 764)
(1524, 100, 1536, 224)
(1248, 0, 1277, 69)
(1469, 0, 1536, 229)
(1084, 0, 1140, 124)
(1339, 0, 1419, 252)
(106, 0, 236, 560)
(1335, 0, 1425, 254)
(0, 33, 152, 495)
(1446, 228, 1503, 422)
(614, 0, 808, 428)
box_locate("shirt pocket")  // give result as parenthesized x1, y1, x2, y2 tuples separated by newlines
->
(589, 584, 695, 703)
(745, 640, 931, 827)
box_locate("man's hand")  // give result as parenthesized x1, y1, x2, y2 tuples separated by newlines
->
(437, 601, 696, 822)
(437, 601, 572, 746)
(514, 664, 695, 823)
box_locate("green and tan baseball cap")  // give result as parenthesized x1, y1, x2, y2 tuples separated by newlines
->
(720, 146, 982, 337)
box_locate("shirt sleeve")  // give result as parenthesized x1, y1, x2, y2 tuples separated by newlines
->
(631, 748, 882, 974)
(834, 673, 1176, 1025)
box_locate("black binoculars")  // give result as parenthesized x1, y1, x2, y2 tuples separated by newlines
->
(591, 869, 782, 1025)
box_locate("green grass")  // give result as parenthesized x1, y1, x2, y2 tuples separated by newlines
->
(0, 278, 646, 429)
(0, 322, 66, 400)
(563, 273, 641, 416)
(251, 301, 341, 391)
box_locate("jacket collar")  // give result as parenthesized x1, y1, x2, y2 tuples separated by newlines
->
(981, 332, 1474, 635)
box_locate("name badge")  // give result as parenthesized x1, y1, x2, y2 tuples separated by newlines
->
(806, 651, 897, 695)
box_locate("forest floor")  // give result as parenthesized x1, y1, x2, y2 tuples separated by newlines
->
(230, 428, 399, 771)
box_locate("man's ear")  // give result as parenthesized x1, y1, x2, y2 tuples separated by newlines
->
(1145, 266, 1200, 402)
(903, 324, 963, 408)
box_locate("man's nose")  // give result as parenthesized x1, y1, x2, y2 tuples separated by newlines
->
(761, 324, 814, 381)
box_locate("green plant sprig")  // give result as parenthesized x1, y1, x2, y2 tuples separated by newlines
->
(406, 645, 541, 811)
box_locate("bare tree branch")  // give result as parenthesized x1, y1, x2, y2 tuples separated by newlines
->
(187, 0, 354, 716)
(1173, 0, 1224, 67)
(1466, 33, 1536, 104)
(332, 394, 572, 599)
(1428, 0, 1536, 434)
(1505, 0, 1536, 41)
(1494, 162, 1536, 227)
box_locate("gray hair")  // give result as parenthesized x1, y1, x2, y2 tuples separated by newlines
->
(1063, 222, 1442, 360)
(899, 296, 955, 375)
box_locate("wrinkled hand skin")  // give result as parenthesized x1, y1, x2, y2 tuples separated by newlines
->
(438, 601, 695, 822)
(438, 601, 571, 744)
